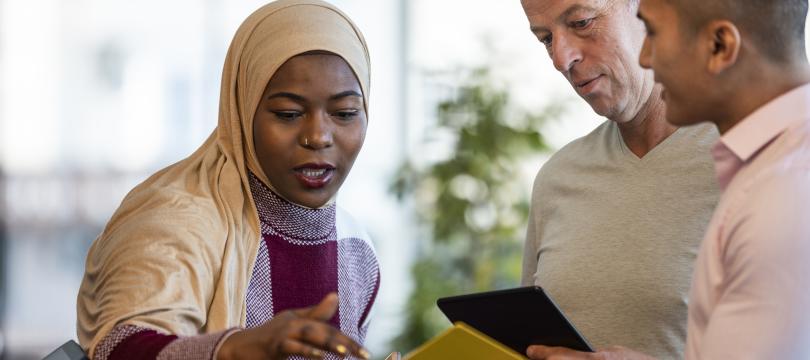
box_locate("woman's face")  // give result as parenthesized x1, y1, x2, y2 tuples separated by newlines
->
(253, 53, 367, 208)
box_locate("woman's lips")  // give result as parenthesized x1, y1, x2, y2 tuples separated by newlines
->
(293, 165, 335, 189)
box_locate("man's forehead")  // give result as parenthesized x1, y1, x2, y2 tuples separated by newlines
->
(637, 0, 676, 22)
(522, 0, 614, 18)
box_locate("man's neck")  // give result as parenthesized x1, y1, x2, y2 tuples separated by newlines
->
(615, 89, 677, 158)
(716, 62, 810, 134)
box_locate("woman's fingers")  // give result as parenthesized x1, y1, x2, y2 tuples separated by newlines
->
(306, 292, 339, 321)
(291, 318, 368, 359)
(280, 293, 370, 359)
(279, 338, 325, 359)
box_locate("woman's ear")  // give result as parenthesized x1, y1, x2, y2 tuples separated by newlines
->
(705, 20, 741, 75)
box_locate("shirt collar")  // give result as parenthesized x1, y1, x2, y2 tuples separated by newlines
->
(719, 82, 810, 162)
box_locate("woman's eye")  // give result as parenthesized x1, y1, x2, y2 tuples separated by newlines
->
(334, 109, 359, 121)
(571, 18, 593, 29)
(272, 111, 301, 120)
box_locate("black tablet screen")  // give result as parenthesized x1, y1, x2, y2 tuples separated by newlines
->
(437, 286, 594, 354)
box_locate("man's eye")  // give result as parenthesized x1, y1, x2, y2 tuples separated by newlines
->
(272, 111, 301, 120)
(539, 34, 552, 47)
(571, 18, 593, 29)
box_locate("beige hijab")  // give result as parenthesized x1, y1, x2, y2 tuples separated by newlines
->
(76, 0, 370, 355)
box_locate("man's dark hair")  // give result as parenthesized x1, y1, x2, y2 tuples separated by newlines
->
(670, 0, 808, 63)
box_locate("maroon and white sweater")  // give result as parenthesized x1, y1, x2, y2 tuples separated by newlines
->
(93, 173, 380, 359)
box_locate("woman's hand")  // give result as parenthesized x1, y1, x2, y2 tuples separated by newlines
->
(217, 292, 370, 360)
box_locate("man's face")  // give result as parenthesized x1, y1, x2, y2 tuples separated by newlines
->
(522, 0, 656, 123)
(637, 0, 707, 126)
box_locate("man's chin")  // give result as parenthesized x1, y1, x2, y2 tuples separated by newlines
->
(586, 99, 618, 119)
(582, 96, 603, 111)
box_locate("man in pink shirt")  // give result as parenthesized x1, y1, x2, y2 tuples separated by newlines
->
(526, 0, 810, 359)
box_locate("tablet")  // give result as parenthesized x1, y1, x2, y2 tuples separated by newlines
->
(404, 322, 525, 360)
(437, 286, 594, 354)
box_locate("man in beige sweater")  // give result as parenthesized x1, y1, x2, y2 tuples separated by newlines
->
(519, 0, 719, 358)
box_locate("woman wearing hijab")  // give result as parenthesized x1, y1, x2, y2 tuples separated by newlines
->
(76, 1, 379, 359)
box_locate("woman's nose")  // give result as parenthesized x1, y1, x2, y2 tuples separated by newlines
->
(299, 111, 334, 149)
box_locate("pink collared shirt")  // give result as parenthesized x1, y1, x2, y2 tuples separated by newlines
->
(685, 83, 810, 359)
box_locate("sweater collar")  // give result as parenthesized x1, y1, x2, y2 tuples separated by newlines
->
(249, 172, 336, 241)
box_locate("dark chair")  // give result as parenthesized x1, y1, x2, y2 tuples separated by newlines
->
(42, 340, 88, 360)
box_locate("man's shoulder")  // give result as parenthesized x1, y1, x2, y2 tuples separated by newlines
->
(539, 120, 614, 174)
(737, 119, 810, 195)
(675, 122, 720, 152)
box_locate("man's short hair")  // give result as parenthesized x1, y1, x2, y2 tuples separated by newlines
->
(669, 0, 808, 63)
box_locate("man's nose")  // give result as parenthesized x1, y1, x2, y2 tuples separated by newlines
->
(550, 35, 583, 73)
(638, 36, 652, 70)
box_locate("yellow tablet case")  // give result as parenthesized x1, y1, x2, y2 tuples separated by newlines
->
(403, 322, 527, 360)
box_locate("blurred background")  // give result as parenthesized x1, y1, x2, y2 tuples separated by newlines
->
(0, 0, 610, 358)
